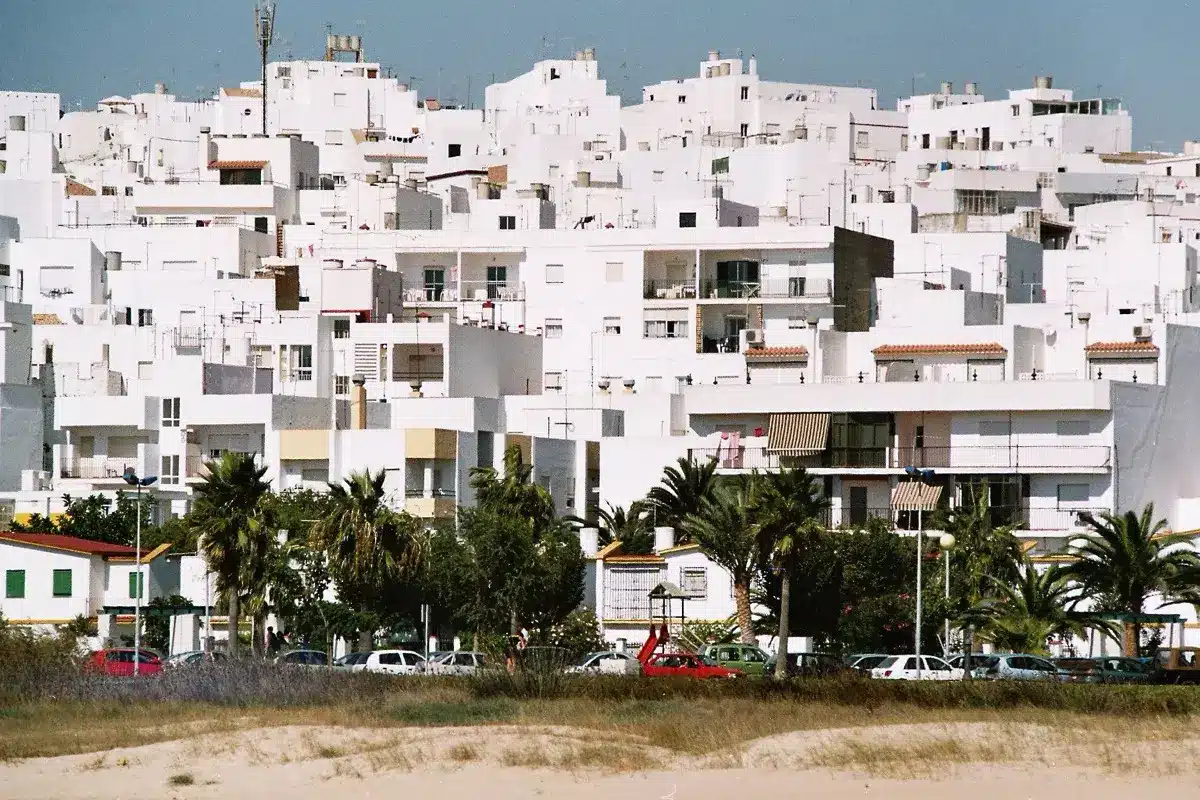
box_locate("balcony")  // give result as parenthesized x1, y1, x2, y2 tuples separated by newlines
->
(644, 279, 697, 300)
(688, 444, 1112, 472)
(61, 455, 139, 480)
(824, 506, 1106, 533)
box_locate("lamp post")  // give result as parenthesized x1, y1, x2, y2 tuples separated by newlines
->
(906, 465, 935, 680)
(939, 533, 956, 658)
(123, 468, 158, 676)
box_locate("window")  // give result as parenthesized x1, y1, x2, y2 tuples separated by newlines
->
(129, 571, 144, 599)
(1166, 166, 1173, 177)
(52, 569, 72, 597)
(787, 316, 806, 330)
(677, 95, 686, 104)
(915, 425, 925, 449)
(423, 267, 445, 300)
(124, 186, 134, 196)
(544, 371, 564, 391)
(101, 185, 117, 196)
(856, 130, 869, 147)
(161, 397, 180, 427)
(603, 316, 621, 335)
(219, 168, 262, 185)
(499, 215, 517, 230)
(680, 567, 707, 598)
(978, 420, 1011, 437)
(1057, 484, 1090, 505)
(825, 126, 836, 143)
(652, 170, 664, 182)
(0, 264, 8, 277)
(545, 264, 564, 284)
(1056, 419, 1089, 436)
(486, 265, 507, 298)
(137, 308, 153, 327)
(740, 86, 749, 101)
(289, 345, 313, 381)
(332, 92, 347, 107)
(678, 211, 697, 228)
(921, 133, 930, 149)
(605, 262, 623, 282)
(324, 130, 343, 145)
(447, 143, 461, 158)
(161, 454, 180, 485)
(644, 308, 689, 339)
(739, 123, 749, 137)
(957, 190, 1001, 215)
(333, 318, 350, 339)
(334, 375, 349, 395)
(544, 318, 563, 338)
(5, 569, 24, 598)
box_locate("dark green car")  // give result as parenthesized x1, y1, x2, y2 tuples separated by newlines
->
(699, 643, 771, 676)
(1054, 656, 1154, 684)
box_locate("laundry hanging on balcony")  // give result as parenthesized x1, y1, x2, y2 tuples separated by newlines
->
(765, 412, 830, 455)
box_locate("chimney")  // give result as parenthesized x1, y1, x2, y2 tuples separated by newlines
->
(578, 527, 600, 557)
(654, 526, 676, 553)
(199, 126, 212, 169)
(350, 374, 367, 430)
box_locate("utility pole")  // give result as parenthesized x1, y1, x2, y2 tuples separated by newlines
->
(254, 2, 277, 136)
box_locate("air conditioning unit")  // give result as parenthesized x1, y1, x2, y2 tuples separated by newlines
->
(1133, 325, 1152, 342)
(745, 329, 764, 346)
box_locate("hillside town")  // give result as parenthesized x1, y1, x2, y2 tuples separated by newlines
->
(4, 29, 1200, 665)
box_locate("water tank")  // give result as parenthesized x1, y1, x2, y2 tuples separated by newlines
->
(1034, 75, 1054, 90)
(935, 136, 951, 149)
(720, 63, 731, 77)
(378, 160, 393, 179)
(397, 83, 409, 92)
(583, 47, 595, 61)
(577, 171, 591, 187)
(337, 34, 352, 51)
(940, 81, 953, 95)
(7, 115, 25, 132)
(326, 33, 338, 52)
(574, 50, 585, 61)
(476, 181, 490, 199)
(965, 82, 979, 96)
(155, 81, 167, 95)
(127, 160, 138, 174)
(917, 164, 932, 180)
(404, 178, 418, 190)
(323, 258, 344, 269)
(708, 50, 721, 62)
(104, 251, 122, 272)
(965, 136, 981, 151)
(349, 35, 362, 52)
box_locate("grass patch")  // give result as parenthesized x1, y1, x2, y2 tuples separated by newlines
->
(804, 735, 1019, 777)
(167, 772, 195, 786)
(446, 743, 481, 763)
(388, 698, 518, 726)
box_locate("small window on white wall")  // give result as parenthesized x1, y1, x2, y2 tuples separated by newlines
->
(1056, 419, 1089, 436)
(603, 316, 622, 335)
(160, 454, 180, 485)
(544, 371, 564, 391)
(333, 92, 347, 107)
(681, 567, 707, 598)
(545, 264, 564, 284)
(1057, 483, 1090, 505)
(605, 262, 623, 282)
(544, 318, 563, 338)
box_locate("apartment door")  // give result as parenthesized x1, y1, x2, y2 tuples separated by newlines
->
(849, 486, 869, 526)
(723, 315, 747, 352)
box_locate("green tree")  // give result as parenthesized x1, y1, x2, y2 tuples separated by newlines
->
(470, 445, 556, 535)
(143, 595, 194, 654)
(9, 493, 150, 546)
(966, 560, 1115, 655)
(1066, 504, 1199, 656)
(754, 467, 828, 679)
(567, 501, 654, 554)
(531, 607, 606, 661)
(646, 456, 718, 538)
(685, 480, 761, 644)
(189, 453, 273, 657)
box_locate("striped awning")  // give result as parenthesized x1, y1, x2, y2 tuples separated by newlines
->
(892, 482, 943, 511)
(766, 412, 830, 455)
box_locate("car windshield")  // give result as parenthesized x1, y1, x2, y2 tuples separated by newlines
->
(578, 652, 605, 666)
(975, 657, 1000, 669)
(875, 657, 899, 669)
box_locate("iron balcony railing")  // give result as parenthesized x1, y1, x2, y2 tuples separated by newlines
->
(688, 444, 1112, 471)
(813, 506, 1106, 532)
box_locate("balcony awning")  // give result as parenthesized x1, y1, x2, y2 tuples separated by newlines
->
(766, 412, 829, 455)
(891, 482, 943, 511)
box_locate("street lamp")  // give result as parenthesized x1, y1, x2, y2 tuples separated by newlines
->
(939, 533, 956, 658)
(123, 467, 158, 676)
(906, 465, 935, 679)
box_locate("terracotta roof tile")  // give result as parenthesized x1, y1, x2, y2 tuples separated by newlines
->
(745, 346, 809, 361)
(208, 160, 267, 170)
(0, 533, 136, 558)
(221, 87, 262, 99)
(32, 313, 63, 325)
(65, 178, 96, 197)
(873, 342, 1007, 357)
(1084, 341, 1159, 356)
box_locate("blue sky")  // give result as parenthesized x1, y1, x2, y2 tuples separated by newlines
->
(1, 0, 1193, 148)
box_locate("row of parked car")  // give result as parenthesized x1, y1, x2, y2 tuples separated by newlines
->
(844, 651, 1195, 683)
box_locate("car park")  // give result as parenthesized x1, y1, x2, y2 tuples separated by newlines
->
(1154, 648, 1200, 684)
(699, 643, 772, 676)
(870, 655, 963, 681)
(771, 652, 846, 677)
(848, 654, 892, 674)
(275, 649, 329, 667)
(86, 648, 163, 677)
(641, 652, 741, 679)
(425, 651, 488, 675)
(566, 650, 641, 675)
(163, 650, 226, 669)
(971, 654, 1063, 681)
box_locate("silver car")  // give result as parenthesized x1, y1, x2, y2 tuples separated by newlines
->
(424, 651, 487, 675)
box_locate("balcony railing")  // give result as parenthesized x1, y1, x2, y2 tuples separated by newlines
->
(403, 282, 526, 303)
(404, 487, 456, 499)
(688, 444, 1112, 471)
(644, 279, 697, 300)
(61, 456, 138, 480)
(823, 506, 1107, 532)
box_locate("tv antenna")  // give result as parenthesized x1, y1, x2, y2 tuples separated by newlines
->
(253, 1, 277, 135)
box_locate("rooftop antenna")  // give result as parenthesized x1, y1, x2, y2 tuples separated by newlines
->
(254, 1, 277, 135)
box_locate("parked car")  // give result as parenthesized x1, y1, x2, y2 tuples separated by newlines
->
(1154, 648, 1200, 684)
(566, 650, 642, 675)
(360, 649, 426, 675)
(770, 652, 846, 677)
(333, 652, 371, 671)
(1055, 656, 1154, 684)
(642, 652, 741, 679)
(163, 650, 226, 669)
(870, 655, 963, 681)
(848, 654, 892, 674)
(946, 654, 989, 671)
(425, 651, 487, 675)
(86, 648, 163, 677)
(275, 649, 329, 667)
(699, 643, 772, 676)
(971, 654, 1063, 681)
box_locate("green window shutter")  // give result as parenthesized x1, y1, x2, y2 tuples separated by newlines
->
(5, 569, 24, 599)
(52, 569, 72, 597)
(129, 572, 144, 599)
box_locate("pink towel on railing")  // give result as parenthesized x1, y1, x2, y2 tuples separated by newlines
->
(728, 431, 743, 468)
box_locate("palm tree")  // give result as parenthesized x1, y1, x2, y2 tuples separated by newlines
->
(685, 481, 761, 644)
(470, 445, 555, 535)
(566, 501, 655, 554)
(754, 468, 829, 679)
(647, 456, 718, 539)
(1066, 505, 1200, 656)
(191, 453, 273, 657)
(967, 559, 1116, 655)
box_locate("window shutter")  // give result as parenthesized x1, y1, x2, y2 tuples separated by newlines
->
(129, 571, 144, 599)
(5, 569, 24, 598)
(52, 569, 72, 597)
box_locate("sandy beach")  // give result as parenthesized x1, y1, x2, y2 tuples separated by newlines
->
(3, 721, 1196, 799)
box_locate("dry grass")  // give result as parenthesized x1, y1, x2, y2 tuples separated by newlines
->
(167, 772, 195, 786)
(446, 743, 480, 763)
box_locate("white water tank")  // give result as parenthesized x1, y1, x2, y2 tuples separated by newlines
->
(965, 82, 979, 96)
(654, 527, 676, 553)
(708, 50, 721, 62)
(965, 136, 981, 151)
(104, 251, 122, 272)
(940, 81, 953, 95)
(578, 527, 599, 557)
(1034, 75, 1054, 90)
(577, 171, 591, 187)
(323, 258, 344, 269)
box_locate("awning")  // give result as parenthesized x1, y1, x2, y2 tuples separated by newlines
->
(891, 482, 943, 511)
(766, 412, 830, 455)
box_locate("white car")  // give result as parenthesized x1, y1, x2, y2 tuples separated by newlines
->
(565, 650, 642, 675)
(870, 655, 964, 681)
(425, 651, 488, 675)
(361, 649, 427, 675)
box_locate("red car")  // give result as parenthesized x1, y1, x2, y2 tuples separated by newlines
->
(86, 648, 163, 677)
(641, 652, 742, 679)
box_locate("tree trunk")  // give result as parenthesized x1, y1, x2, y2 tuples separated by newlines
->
(962, 626, 974, 681)
(227, 589, 240, 658)
(358, 628, 373, 653)
(1125, 621, 1138, 658)
(253, 611, 268, 658)
(733, 581, 754, 645)
(775, 570, 791, 680)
